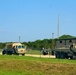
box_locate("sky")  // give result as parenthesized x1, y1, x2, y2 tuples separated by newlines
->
(0, 0, 76, 42)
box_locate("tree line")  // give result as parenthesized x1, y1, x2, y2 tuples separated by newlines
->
(0, 35, 75, 50)
(22, 39, 54, 50)
(0, 39, 54, 50)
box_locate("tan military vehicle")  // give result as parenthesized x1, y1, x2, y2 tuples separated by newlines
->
(2, 43, 26, 56)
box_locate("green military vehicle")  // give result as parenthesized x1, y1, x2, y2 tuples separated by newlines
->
(2, 43, 26, 56)
(51, 38, 76, 59)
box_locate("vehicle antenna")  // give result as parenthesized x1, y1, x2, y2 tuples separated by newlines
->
(19, 36, 20, 42)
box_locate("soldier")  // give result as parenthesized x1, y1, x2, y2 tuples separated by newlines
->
(70, 44, 75, 51)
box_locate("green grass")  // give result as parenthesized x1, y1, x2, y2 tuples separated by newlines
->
(26, 50, 42, 55)
(0, 55, 76, 75)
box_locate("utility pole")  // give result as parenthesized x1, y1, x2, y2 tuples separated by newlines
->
(19, 36, 20, 42)
(58, 15, 60, 39)
(52, 33, 54, 49)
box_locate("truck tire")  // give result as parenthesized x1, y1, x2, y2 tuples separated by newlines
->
(51, 50, 54, 55)
(2, 50, 6, 55)
(55, 51, 68, 59)
(72, 56, 76, 60)
(22, 53, 25, 56)
(69, 56, 76, 60)
(56, 54, 60, 58)
(7, 51, 13, 55)
(70, 56, 73, 59)
(42, 50, 48, 55)
(55, 51, 60, 58)
(16, 53, 19, 55)
(60, 52, 66, 59)
(65, 53, 69, 59)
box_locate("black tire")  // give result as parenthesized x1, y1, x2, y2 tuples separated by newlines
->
(60, 52, 66, 59)
(7, 51, 13, 55)
(22, 53, 25, 56)
(2, 50, 6, 55)
(55, 51, 60, 58)
(70, 56, 73, 59)
(51, 50, 54, 55)
(55, 54, 60, 58)
(42, 50, 48, 55)
(16, 53, 19, 55)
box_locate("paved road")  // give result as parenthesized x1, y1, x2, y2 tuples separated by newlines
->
(25, 54, 55, 58)
(0, 52, 55, 58)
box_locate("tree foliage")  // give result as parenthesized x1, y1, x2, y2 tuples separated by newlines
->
(22, 39, 52, 50)
(0, 35, 75, 50)
(59, 35, 75, 39)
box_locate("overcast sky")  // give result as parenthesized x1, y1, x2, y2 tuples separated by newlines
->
(0, 0, 76, 42)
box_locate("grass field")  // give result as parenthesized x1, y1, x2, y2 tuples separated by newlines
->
(0, 55, 76, 75)
(26, 50, 42, 55)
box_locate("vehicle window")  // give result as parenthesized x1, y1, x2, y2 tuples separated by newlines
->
(17, 45, 21, 48)
(60, 41, 62, 43)
(17, 45, 25, 48)
(22, 46, 25, 48)
(69, 40, 72, 43)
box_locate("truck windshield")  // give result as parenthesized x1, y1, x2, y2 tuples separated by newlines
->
(17, 45, 25, 49)
(22, 46, 25, 48)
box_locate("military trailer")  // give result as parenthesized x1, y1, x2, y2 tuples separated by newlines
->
(2, 43, 26, 56)
(51, 38, 76, 59)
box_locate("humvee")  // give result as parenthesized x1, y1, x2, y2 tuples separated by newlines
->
(2, 43, 26, 56)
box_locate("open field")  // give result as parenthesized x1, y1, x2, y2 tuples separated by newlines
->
(25, 54, 55, 58)
(0, 55, 76, 75)
(26, 50, 43, 55)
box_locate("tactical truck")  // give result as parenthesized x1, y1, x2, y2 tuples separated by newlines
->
(2, 43, 26, 56)
(51, 38, 76, 59)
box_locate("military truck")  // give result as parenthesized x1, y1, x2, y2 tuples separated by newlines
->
(42, 49, 48, 55)
(51, 38, 76, 59)
(2, 43, 26, 56)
